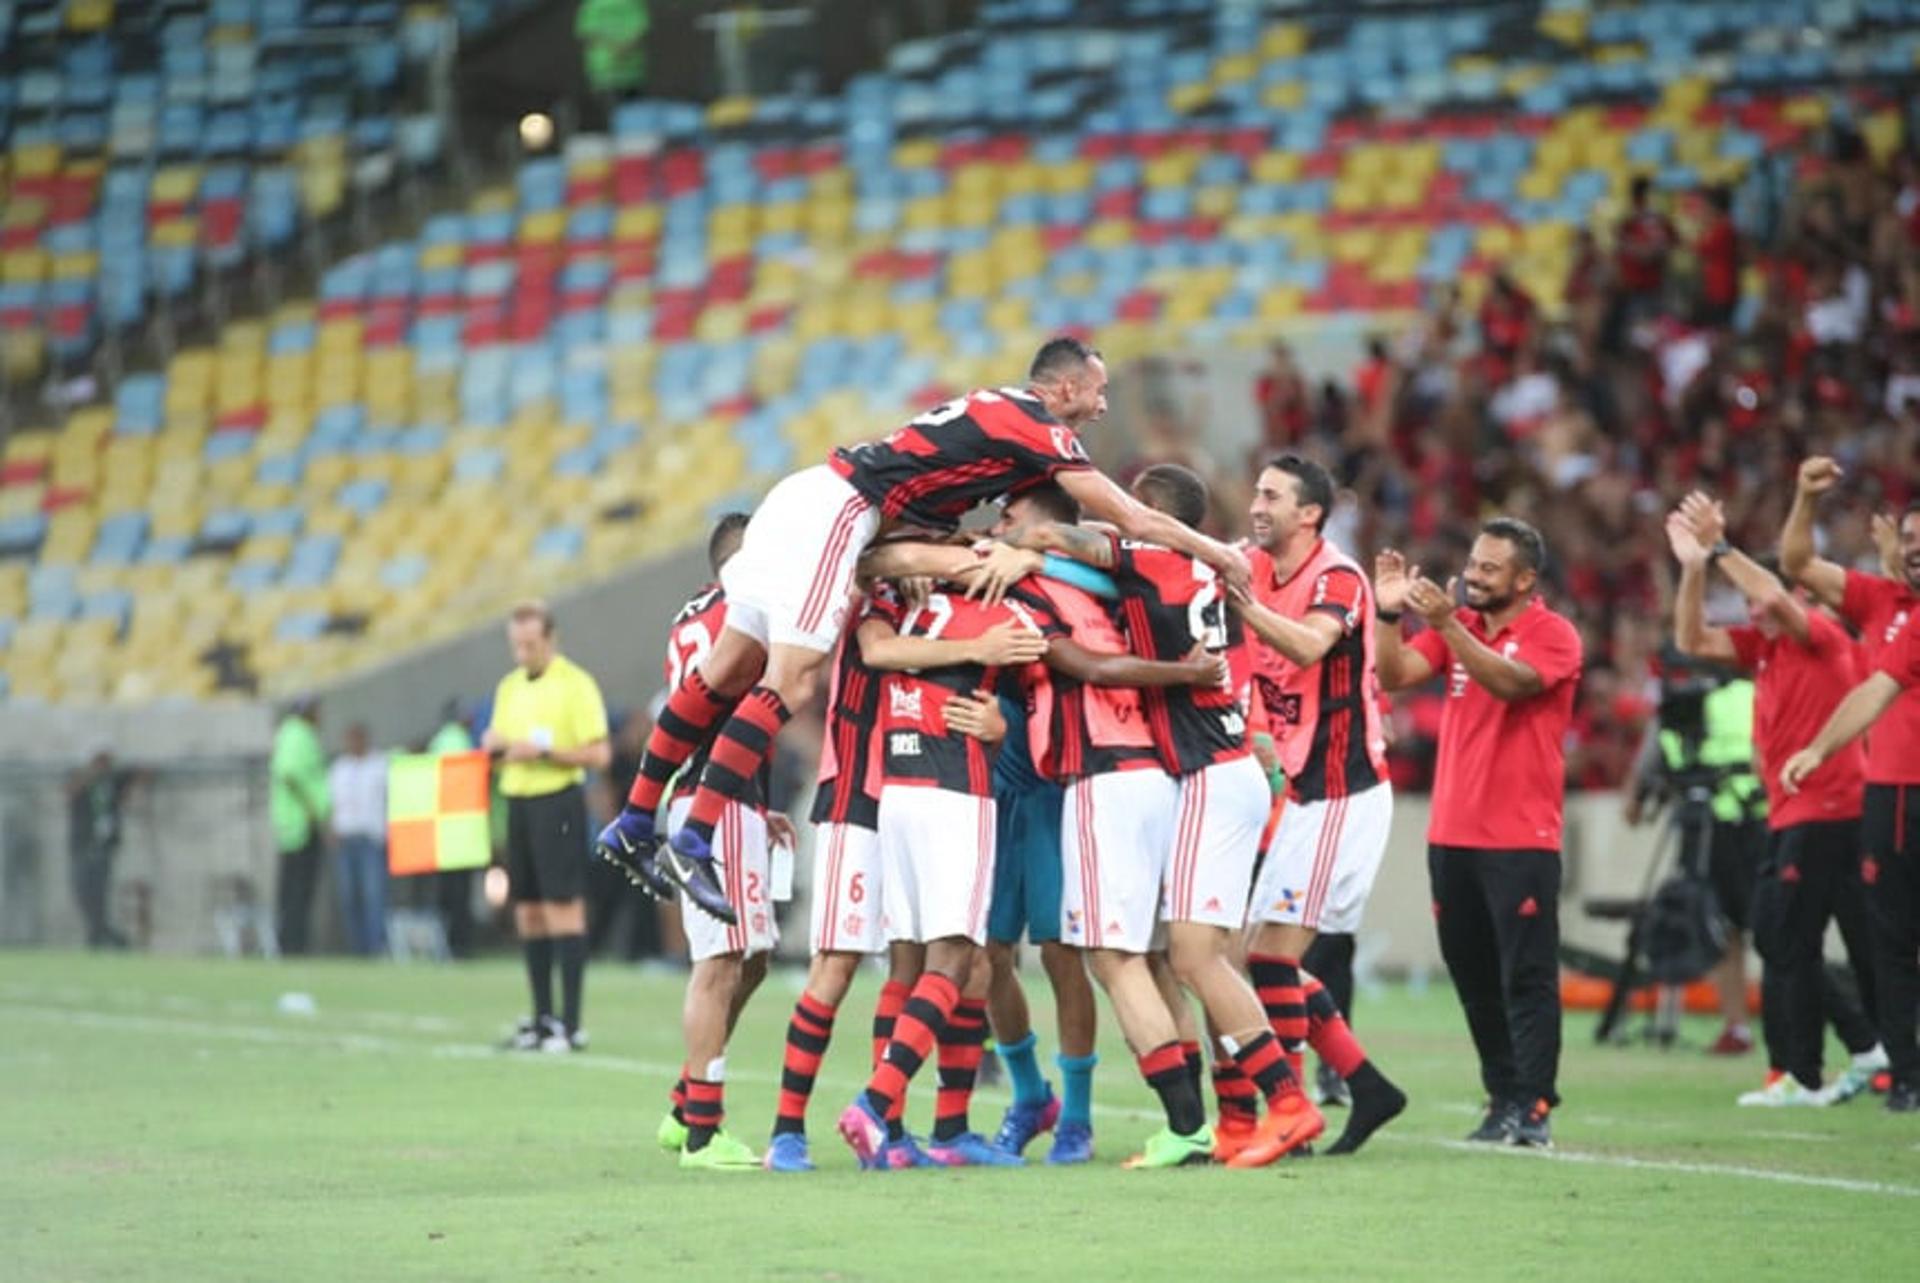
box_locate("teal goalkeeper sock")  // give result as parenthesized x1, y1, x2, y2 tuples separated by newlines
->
(998, 1032, 1049, 1107)
(1058, 1052, 1097, 1128)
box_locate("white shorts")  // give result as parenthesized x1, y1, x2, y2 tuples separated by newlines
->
(1248, 781, 1393, 934)
(877, 786, 996, 945)
(1163, 756, 1268, 930)
(667, 796, 777, 962)
(718, 464, 880, 653)
(1060, 769, 1180, 952)
(809, 820, 885, 955)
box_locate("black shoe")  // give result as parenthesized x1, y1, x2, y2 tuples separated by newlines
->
(1513, 1097, 1553, 1148)
(1326, 1070, 1406, 1156)
(595, 811, 675, 900)
(663, 828, 739, 925)
(1316, 1062, 1352, 1108)
(500, 1017, 544, 1051)
(1465, 1099, 1520, 1143)
(1886, 1082, 1920, 1114)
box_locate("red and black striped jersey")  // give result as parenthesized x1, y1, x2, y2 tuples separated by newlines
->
(828, 387, 1095, 531)
(1106, 537, 1253, 775)
(876, 589, 1049, 797)
(809, 583, 902, 829)
(1020, 579, 1161, 783)
(662, 584, 768, 809)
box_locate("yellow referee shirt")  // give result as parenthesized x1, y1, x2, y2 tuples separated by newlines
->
(489, 653, 610, 798)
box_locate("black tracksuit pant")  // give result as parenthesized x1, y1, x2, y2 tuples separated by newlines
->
(1863, 785, 1920, 1089)
(1429, 846, 1563, 1107)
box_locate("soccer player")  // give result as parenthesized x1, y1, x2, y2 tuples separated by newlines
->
(1779, 457, 1920, 1113)
(649, 516, 785, 1169)
(597, 337, 1251, 925)
(1667, 497, 1886, 1106)
(972, 486, 1109, 1165)
(1226, 456, 1405, 1148)
(763, 580, 1046, 1171)
(484, 601, 611, 1054)
(834, 581, 1054, 1167)
(1375, 518, 1582, 1147)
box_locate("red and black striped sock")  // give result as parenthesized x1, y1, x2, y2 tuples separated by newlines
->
(670, 1068, 688, 1125)
(630, 670, 732, 815)
(1249, 953, 1308, 1077)
(683, 686, 790, 842)
(683, 1078, 725, 1153)
(1229, 1029, 1300, 1106)
(1212, 1059, 1259, 1125)
(1305, 974, 1367, 1078)
(864, 972, 960, 1118)
(773, 992, 838, 1137)
(1138, 1040, 1206, 1135)
(1180, 1039, 1204, 1098)
(872, 979, 910, 1067)
(932, 999, 989, 1143)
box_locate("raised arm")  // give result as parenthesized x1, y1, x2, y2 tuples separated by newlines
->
(1055, 468, 1251, 591)
(1372, 549, 1435, 691)
(1667, 513, 1740, 663)
(1779, 457, 1849, 609)
(1004, 519, 1117, 570)
(856, 539, 990, 586)
(1680, 491, 1808, 644)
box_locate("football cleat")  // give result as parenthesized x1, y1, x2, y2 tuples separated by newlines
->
(1046, 1121, 1094, 1165)
(926, 1132, 1027, 1168)
(656, 1112, 689, 1153)
(500, 1017, 544, 1052)
(836, 1095, 890, 1169)
(679, 1131, 759, 1171)
(1737, 1074, 1823, 1107)
(1122, 1126, 1215, 1170)
(762, 1132, 815, 1172)
(595, 808, 674, 900)
(1226, 1092, 1325, 1168)
(1210, 1114, 1259, 1164)
(664, 828, 739, 925)
(1704, 1024, 1755, 1056)
(537, 1016, 586, 1053)
(991, 1087, 1061, 1156)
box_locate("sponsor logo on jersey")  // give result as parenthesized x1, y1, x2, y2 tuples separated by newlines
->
(1449, 661, 1470, 698)
(890, 731, 922, 757)
(889, 685, 923, 721)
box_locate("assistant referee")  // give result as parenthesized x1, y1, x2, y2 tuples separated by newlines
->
(1374, 518, 1583, 1148)
(484, 600, 611, 1052)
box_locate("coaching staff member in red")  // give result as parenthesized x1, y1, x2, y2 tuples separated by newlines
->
(1374, 518, 1582, 1147)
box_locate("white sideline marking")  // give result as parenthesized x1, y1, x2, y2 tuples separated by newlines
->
(9, 1001, 1917, 1198)
(1427, 1138, 1919, 1198)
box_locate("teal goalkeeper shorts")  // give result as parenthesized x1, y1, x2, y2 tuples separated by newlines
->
(988, 782, 1066, 945)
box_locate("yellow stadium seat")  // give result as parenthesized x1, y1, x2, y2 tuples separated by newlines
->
(1260, 22, 1307, 59)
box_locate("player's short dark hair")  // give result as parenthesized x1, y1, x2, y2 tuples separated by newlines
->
(1009, 481, 1081, 525)
(1029, 335, 1100, 383)
(708, 512, 751, 575)
(1480, 516, 1547, 575)
(1133, 463, 1209, 530)
(1266, 453, 1334, 533)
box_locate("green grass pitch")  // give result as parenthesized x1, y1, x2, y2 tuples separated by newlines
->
(3, 951, 1914, 1281)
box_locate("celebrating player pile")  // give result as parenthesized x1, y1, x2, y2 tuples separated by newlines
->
(611, 340, 1425, 1171)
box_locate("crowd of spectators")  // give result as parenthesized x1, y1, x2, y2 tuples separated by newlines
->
(1252, 120, 1920, 791)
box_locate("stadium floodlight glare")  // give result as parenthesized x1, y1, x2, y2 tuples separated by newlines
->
(519, 111, 555, 150)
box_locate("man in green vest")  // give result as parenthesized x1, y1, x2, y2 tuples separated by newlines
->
(429, 701, 479, 957)
(271, 698, 331, 955)
(1653, 669, 1767, 1055)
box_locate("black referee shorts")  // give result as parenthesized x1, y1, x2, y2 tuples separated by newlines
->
(506, 784, 589, 905)
(1706, 818, 1766, 933)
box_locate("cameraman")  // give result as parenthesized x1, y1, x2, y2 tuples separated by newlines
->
(1668, 494, 1886, 1105)
(1625, 644, 1764, 1055)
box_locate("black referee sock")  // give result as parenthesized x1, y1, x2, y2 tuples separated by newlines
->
(556, 933, 587, 1035)
(524, 937, 555, 1021)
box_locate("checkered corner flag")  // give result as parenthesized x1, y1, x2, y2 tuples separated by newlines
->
(385, 750, 492, 876)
